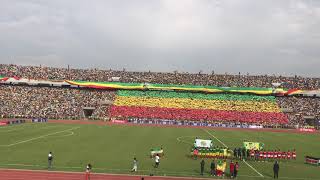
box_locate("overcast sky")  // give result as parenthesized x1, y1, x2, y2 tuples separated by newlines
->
(0, 0, 320, 77)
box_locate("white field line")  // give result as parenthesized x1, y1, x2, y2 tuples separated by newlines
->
(176, 136, 197, 146)
(0, 124, 35, 132)
(242, 159, 264, 178)
(50, 131, 74, 138)
(37, 125, 63, 129)
(0, 127, 25, 132)
(176, 137, 193, 145)
(0, 123, 48, 129)
(0, 127, 80, 147)
(203, 129, 228, 148)
(203, 129, 264, 178)
(0, 124, 63, 133)
(0, 123, 32, 129)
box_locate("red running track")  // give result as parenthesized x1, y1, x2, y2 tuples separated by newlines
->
(0, 169, 216, 180)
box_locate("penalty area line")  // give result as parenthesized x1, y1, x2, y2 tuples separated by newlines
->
(0, 127, 80, 147)
(203, 129, 264, 178)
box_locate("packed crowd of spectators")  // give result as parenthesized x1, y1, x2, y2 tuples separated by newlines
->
(276, 97, 320, 126)
(0, 64, 319, 127)
(0, 83, 318, 127)
(0, 85, 115, 120)
(111, 105, 289, 125)
(1, 64, 320, 89)
(112, 90, 288, 124)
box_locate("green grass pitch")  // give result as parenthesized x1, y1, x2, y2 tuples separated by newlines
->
(0, 123, 319, 179)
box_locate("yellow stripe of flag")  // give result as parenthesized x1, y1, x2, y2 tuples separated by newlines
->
(114, 96, 281, 113)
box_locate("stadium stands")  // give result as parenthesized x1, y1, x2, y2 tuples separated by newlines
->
(111, 90, 289, 124)
(0, 85, 115, 120)
(277, 97, 320, 126)
(1, 64, 320, 89)
(1, 64, 319, 127)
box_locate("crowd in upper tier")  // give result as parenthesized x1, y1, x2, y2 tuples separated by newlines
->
(1, 64, 320, 89)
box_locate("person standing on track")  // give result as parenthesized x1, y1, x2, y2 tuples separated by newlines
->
(48, 152, 53, 170)
(85, 163, 92, 180)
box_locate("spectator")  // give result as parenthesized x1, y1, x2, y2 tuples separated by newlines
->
(111, 90, 289, 125)
(1, 64, 319, 127)
(1, 64, 319, 89)
(0, 85, 115, 120)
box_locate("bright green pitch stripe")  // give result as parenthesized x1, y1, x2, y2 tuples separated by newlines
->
(117, 90, 276, 101)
